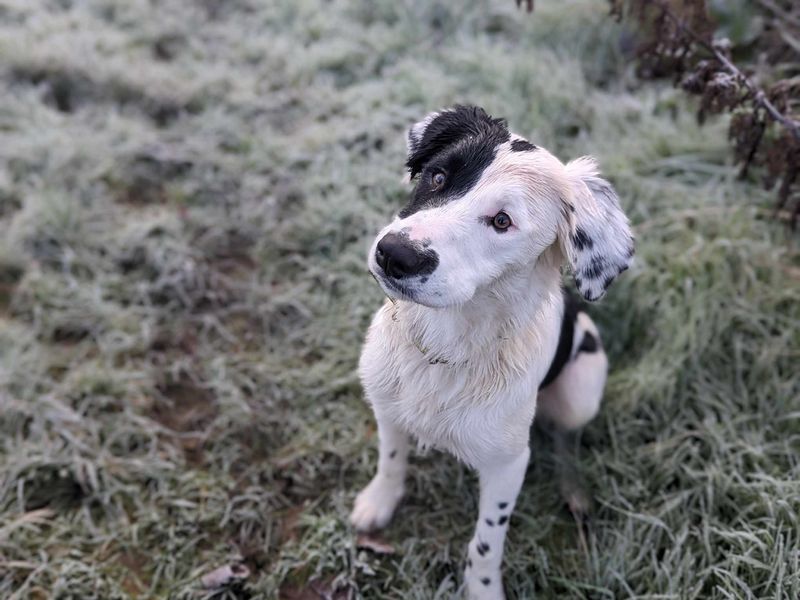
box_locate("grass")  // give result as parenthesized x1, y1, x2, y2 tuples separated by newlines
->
(0, 0, 798, 598)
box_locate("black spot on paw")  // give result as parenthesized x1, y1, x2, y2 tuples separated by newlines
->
(485, 518, 494, 526)
(571, 227, 593, 251)
(498, 515, 508, 525)
(481, 577, 491, 586)
(498, 502, 508, 509)
(467, 558, 472, 568)
(510, 139, 537, 152)
(389, 450, 397, 459)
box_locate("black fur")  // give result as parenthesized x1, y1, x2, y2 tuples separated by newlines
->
(401, 106, 510, 218)
(571, 227, 593, 251)
(510, 139, 537, 152)
(578, 331, 599, 354)
(498, 502, 507, 509)
(539, 289, 579, 389)
(497, 515, 508, 525)
(485, 518, 494, 526)
(583, 255, 606, 280)
(481, 578, 491, 586)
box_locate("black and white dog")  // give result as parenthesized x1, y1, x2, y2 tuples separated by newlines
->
(350, 106, 633, 599)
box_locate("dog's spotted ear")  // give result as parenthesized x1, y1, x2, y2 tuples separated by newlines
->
(562, 157, 634, 302)
(405, 106, 508, 179)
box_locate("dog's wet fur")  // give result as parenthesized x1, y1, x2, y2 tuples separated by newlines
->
(351, 105, 633, 599)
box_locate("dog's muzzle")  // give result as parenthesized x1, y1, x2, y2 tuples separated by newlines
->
(375, 232, 438, 280)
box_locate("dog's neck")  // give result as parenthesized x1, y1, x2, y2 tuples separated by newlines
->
(393, 246, 565, 371)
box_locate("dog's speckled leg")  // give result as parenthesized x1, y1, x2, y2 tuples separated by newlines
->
(350, 418, 409, 532)
(464, 447, 530, 600)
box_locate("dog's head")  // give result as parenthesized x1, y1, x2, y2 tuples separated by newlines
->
(368, 105, 634, 307)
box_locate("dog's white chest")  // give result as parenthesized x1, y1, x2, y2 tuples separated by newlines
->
(359, 302, 551, 465)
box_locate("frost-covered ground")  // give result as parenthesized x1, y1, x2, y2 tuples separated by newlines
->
(0, 1, 798, 598)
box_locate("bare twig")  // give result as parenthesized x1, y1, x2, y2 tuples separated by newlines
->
(756, 0, 800, 30)
(651, 0, 800, 142)
(515, 0, 534, 13)
(608, 0, 800, 225)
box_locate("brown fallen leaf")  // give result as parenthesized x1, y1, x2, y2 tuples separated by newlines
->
(356, 533, 395, 555)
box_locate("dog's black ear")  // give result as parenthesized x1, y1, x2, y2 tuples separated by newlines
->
(561, 157, 634, 302)
(405, 106, 507, 178)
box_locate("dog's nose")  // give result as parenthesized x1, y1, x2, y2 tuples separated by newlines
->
(375, 232, 432, 279)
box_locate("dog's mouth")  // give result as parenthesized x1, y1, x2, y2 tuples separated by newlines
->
(371, 270, 417, 302)
(371, 270, 454, 309)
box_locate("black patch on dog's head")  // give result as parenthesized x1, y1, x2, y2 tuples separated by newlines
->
(510, 139, 536, 152)
(400, 106, 510, 218)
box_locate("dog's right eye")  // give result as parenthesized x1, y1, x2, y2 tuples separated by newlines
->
(492, 212, 512, 231)
(430, 171, 446, 191)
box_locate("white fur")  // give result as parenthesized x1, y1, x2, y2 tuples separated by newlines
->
(537, 313, 608, 431)
(350, 115, 632, 599)
(563, 156, 634, 301)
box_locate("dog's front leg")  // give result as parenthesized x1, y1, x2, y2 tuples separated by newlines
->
(350, 416, 409, 531)
(465, 447, 530, 600)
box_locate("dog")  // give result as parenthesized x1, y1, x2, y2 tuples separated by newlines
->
(350, 105, 634, 599)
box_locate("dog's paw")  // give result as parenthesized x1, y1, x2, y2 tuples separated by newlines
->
(464, 569, 505, 600)
(349, 475, 404, 532)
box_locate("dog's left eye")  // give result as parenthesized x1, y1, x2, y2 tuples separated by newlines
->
(430, 171, 446, 190)
(492, 212, 512, 230)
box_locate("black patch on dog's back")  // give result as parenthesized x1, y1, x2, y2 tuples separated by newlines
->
(539, 289, 579, 390)
(578, 331, 599, 354)
(400, 106, 510, 218)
